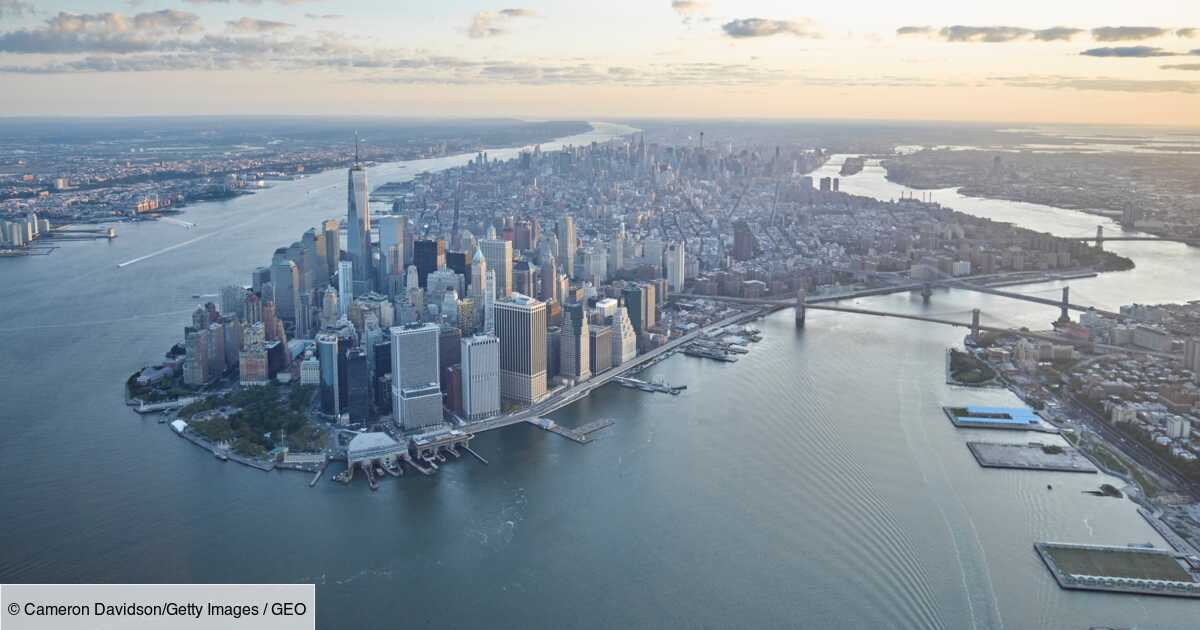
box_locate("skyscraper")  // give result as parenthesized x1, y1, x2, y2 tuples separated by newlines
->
(413, 239, 445, 289)
(322, 218, 340, 279)
(270, 253, 300, 326)
(461, 334, 500, 421)
(557, 215, 576, 279)
(666, 241, 686, 292)
(337, 260, 353, 319)
(483, 270, 496, 335)
(539, 252, 559, 305)
(345, 347, 370, 423)
(733, 220, 755, 261)
(481, 238, 513, 298)
(589, 325, 613, 374)
(390, 323, 443, 431)
(612, 304, 638, 366)
(377, 214, 407, 284)
(622, 285, 646, 334)
(494, 294, 547, 405)
(347, 160, 372, 293)
(560, 302, 590, 382)
(316, 332, 341, 416)
(302, 227, 327, 291)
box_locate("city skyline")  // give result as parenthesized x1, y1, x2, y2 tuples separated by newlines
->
(0, 1, 1196, 125)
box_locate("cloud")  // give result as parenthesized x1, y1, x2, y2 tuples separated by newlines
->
(0, 10, 202, 53)
(467, 8, 537, 38)
(1080, 46, 1179, 57)
(226, 17, 292, 33)
(899, 25, 1084, 43)
(1179, 28, 1198, 38)
(1090, 26, 1169, 42)
(670, 1, 709, 15)
(305, 14, 342, 20)
(1032, 27, 1085, 42)
(721, 18, 821, 39)
(0, 0, 36, 19)
(995, 75, 1200, 94)
(1161, 63, 1200, 71)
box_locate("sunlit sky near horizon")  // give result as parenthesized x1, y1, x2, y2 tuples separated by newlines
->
(1, 0, 1198, 125)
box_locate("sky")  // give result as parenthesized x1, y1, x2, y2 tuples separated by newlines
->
(0, 1, 1198, 125)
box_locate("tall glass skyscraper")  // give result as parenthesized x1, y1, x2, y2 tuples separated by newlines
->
(347, 162, 372, 294)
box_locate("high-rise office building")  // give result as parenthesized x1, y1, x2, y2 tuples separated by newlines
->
(413, 239, 445, 289)
(220, 286, 247, 321)
(612, 304, 637, 366)
(483, 270, 496, 335)
(557, 215, 576, 278)
(345, 347, 370, 424)
(560, 302, 590, 382)
(461, 334, 501, 421)
(589, 325, 613, 374)
(539, 252, 559, 305)
(495, 294, 548, 405)
(445, 251, 470, 288)
(316, 332, 341, 416)
(469, 246, 488, 300)
(321, 218, 340, 279)
(733, 220, 755, 261)
(270, 254, 300, 326)
(666, 241, 686, 292)
(347, 161, 372, 293)
(481, 238, 513, 298)
(183, 328, 210, 386)
(337, 260, 353, 319)
(302, 227, 327, 291)
(377, 215, 407, 276)
(390, 323, 443, 431)
(622, 285, 646, 334)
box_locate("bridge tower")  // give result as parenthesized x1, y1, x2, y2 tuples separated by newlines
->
(921, 283, 933, 303)
(1057, 287, 1071, 323)
(795, 287, 806, 328)
(971, 308, 981, 342)
(1096, 225, 1104, 251)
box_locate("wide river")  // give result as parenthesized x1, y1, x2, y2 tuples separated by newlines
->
(1, 134, 1197, 629)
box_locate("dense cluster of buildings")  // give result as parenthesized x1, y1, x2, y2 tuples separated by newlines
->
(0, 211, 48, 248)
(155, 131, 1132, 464)
(980, 301, 1200, 467)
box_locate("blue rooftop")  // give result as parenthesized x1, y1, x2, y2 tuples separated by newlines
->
(958, 405, 1039, 424)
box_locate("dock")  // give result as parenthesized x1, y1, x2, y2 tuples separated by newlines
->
(463, 444, 489, 465)
(1034, 542, 1200, 598)
(309, 463, 327, 487)
(614, 376, 686, 395)
(683, 345, 738, 362)
(527, 417, 614, 444)
(967, 442, 1097, 473)
(943, 405, 1059, 434)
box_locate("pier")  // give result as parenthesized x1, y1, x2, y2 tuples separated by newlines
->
(527, 417, 614, 443)
(614, 376, 685, 395)
(967, 442, 1097, 473)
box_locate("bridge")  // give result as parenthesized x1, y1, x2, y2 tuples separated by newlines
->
(1075, 225, 1197, 248)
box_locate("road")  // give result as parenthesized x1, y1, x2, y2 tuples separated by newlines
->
(1059, 393, 1200, 500)
(461, 308, 764, 434)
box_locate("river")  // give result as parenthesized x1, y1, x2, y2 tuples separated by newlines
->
(0, 133, 1196, 629)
